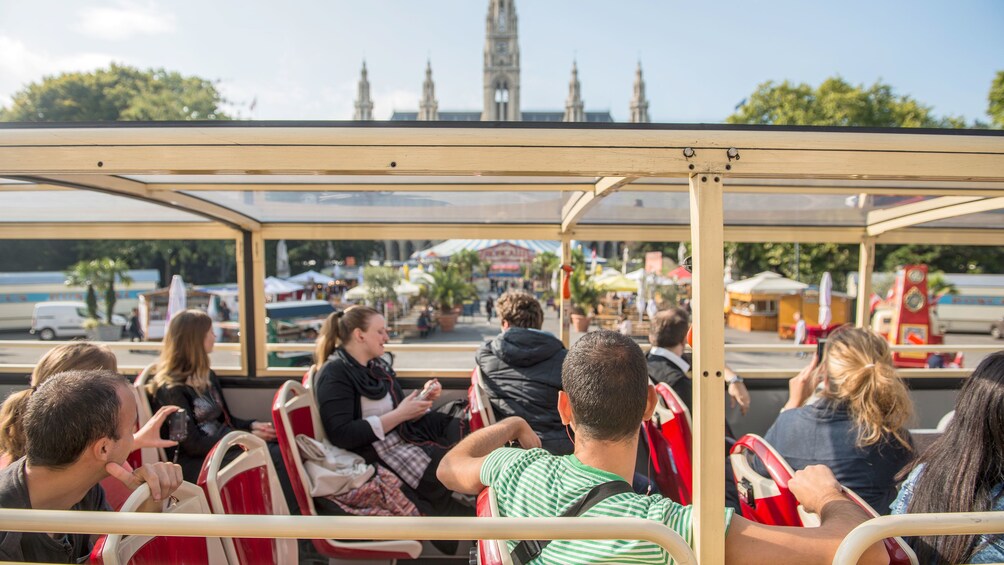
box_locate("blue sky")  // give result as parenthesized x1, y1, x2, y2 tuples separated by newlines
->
(0, 0, 1001, 123)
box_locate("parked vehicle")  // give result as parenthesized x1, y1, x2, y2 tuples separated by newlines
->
(30, 301, 127, 340)
(992, 317, 1003, 340)
(933, 274, 1004, 334)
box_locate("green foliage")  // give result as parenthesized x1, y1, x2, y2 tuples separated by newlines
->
(363, 266, 399, 304)
(989, 71, 1004, 128)
(448, 249, 486, 281)
(0, 64, 230, 122)
(530, 251, 560, 282)
(877, 245, 1004, 274)
(568, 263, 599, 315)
(429, 265, 474, 312)
(727, 77, 962, 128)
(927, 272, 957, 299)
(66, 258, 131, 323)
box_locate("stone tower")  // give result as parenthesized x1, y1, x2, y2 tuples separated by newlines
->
(482, 0, 520, 121)
(563, 61, 584, 122)
(629, 61, 650, 123)
(353, 61, 374, 121)
(418, 60, 439, 121)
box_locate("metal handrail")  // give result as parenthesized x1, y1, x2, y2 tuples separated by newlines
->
(0, 509, 697, 565)
(832, 512, 1004, 565)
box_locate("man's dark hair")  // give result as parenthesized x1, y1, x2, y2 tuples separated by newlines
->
(649, 307, 690, 348)
(24, 370, 125, 468)
(562, 330, 649, 441)
(496, 291, 544, 329)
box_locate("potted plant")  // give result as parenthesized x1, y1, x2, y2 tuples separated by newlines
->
(66, 258, 133, 341)
(429, 265, 473, 332)
(363, 266, 400, 317)
(569, 263, 599, 332)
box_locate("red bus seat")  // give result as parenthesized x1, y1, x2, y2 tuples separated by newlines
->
(644, 383, 692, 503)
(468, 367, 496, 433)
(301, 364, 318, 391)
(271, 380, 422, 560)
(90, 482, 227, 565)
(475, 488, 512, 565)
(729, 434, 917, 565)
(197, 431, 297, 565)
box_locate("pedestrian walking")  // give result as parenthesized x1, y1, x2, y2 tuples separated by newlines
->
(793, 311, 807, 357)
(485, 295, 494, 323)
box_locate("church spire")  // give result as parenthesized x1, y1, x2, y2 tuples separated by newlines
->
(563, 60, 584, 122)
(629, 60, 650, 123)
(418, 60, 439, 121)
(353, 61, 374, 121)
(483, 0, 520, 121)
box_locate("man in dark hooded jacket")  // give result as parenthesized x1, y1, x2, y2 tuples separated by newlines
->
(475, 291, 571, 455)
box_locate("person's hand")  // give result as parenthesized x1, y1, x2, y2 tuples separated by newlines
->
(105, 460, 183, 504)
(727, 381, 751, 416)
(784, 354, 819, 411)
(788, 464, 846, 515)
(251, 421, 277, 442)
(419, 378, 442, 402)
(396, 390, 434, 421)
(508, 417, 542, 449)
(133, 405, 180, 450)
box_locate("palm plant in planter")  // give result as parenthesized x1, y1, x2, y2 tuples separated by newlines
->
(429, 265, 474, 332)
(66, 258, 132, 341)
(569, 263, 599, 332)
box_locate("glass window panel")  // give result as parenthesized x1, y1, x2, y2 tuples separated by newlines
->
(0, 191, 208, 223)
(917, 208, 1004, 228)
(185, 191, 568, 223)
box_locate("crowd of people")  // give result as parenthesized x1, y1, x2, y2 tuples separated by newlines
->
(0, 293, 1001, 564)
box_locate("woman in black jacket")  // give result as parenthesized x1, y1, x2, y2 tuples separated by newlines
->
(313, 306, 467, 516)
(147, 310, 297, 514)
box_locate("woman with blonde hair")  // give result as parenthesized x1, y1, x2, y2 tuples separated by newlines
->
(0, 342, 177, 467)
(147, 309, 276, 482)
(314, 306, 468, 518)
(763, 326, 914, 511)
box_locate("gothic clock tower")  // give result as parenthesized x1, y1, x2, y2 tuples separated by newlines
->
(482, 0, 520, 121)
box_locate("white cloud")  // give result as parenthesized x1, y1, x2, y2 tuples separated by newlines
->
(0, 36, 120, 107)
(373, 88, 420, 120)
(76, 1, 176, 41)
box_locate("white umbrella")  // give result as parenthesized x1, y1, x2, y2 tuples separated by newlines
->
(276, 239, 290, 279)
(344, 285, 369, 300)
(818, 271, 833, 328)
(394, 280, 421, 296)
(166, 275, 186, 325)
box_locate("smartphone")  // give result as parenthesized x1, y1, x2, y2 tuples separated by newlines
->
(816, 338, 828, 363)
(168, 409, 188, 442)
(417, 379, 438, 401)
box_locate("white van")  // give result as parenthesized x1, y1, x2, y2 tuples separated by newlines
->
(30, 302, 127, 340)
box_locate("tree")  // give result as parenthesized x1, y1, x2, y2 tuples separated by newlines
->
(65, 260, 100, 320)
(989, 70, 1004, 128)
(65, 258, 133, 324)
(362, 266, 399, 307)
(727, 77, 963, 128)
(0, 64, 230, 122)
(429, 265, 474, 312)
(448, 249, 486, 281)
(530, 251, 560, 284)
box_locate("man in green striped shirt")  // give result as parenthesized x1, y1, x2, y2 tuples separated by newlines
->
(439, 330, 889, 564)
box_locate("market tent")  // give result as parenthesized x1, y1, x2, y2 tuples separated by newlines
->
(394, 280, 422, 296)
(667, 266, 693, 283)
(727, 272, 808, 294)
(344, 285, 368, 300)
(594, 272, 638, 292)
(287, 270, 335, 285)
(264, 276, 303, 295)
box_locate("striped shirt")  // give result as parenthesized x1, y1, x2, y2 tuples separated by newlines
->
(481, 447, 733, 564)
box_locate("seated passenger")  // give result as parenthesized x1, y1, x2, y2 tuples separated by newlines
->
(313, 306, 468, 516)
(438, 330, 888, 565)
(0, 370, 183, 563)
(146, 310, 297, 512)
(0, 342, 177, 468)
(891, 350, 1004, 564)
(476, 291, 570, 454)
(647, 307, 750, 420)
(766, 326, 913, 512)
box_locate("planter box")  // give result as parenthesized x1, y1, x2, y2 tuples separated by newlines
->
(571, 314, 592, 332)
(438, 312, 459, 332)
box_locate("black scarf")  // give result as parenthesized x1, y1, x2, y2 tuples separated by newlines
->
(334, 347, 397, 402)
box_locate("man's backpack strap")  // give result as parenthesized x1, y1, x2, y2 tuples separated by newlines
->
(509, 480, 633, 565)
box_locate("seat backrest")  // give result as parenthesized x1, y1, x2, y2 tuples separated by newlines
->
(271, 380, 325, 518)
(90, 482, 228, 565)
(641, 421, 690, 505)
(301, 364, 318, 391)
(936, 410, 955, 431)
(197, 431, 297, 565)
(132, 363, 165, 463)
(468, 367, 496, 432)
(476, 488, 513, 565)
(651, 383, 692, 498)
(729, 434, 917, 565)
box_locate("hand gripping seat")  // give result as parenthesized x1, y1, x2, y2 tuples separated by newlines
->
(729, 434, 917, 565)
(197, 431, 297, 564)
(271, 380, 422, 560)
(90, 482, 227, 565)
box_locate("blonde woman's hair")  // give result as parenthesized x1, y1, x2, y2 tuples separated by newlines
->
(822, 327, 913, 450)
(0, 342, 118, 460)
(314, 306, 379, 366)
(148, 309, 214, 395)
